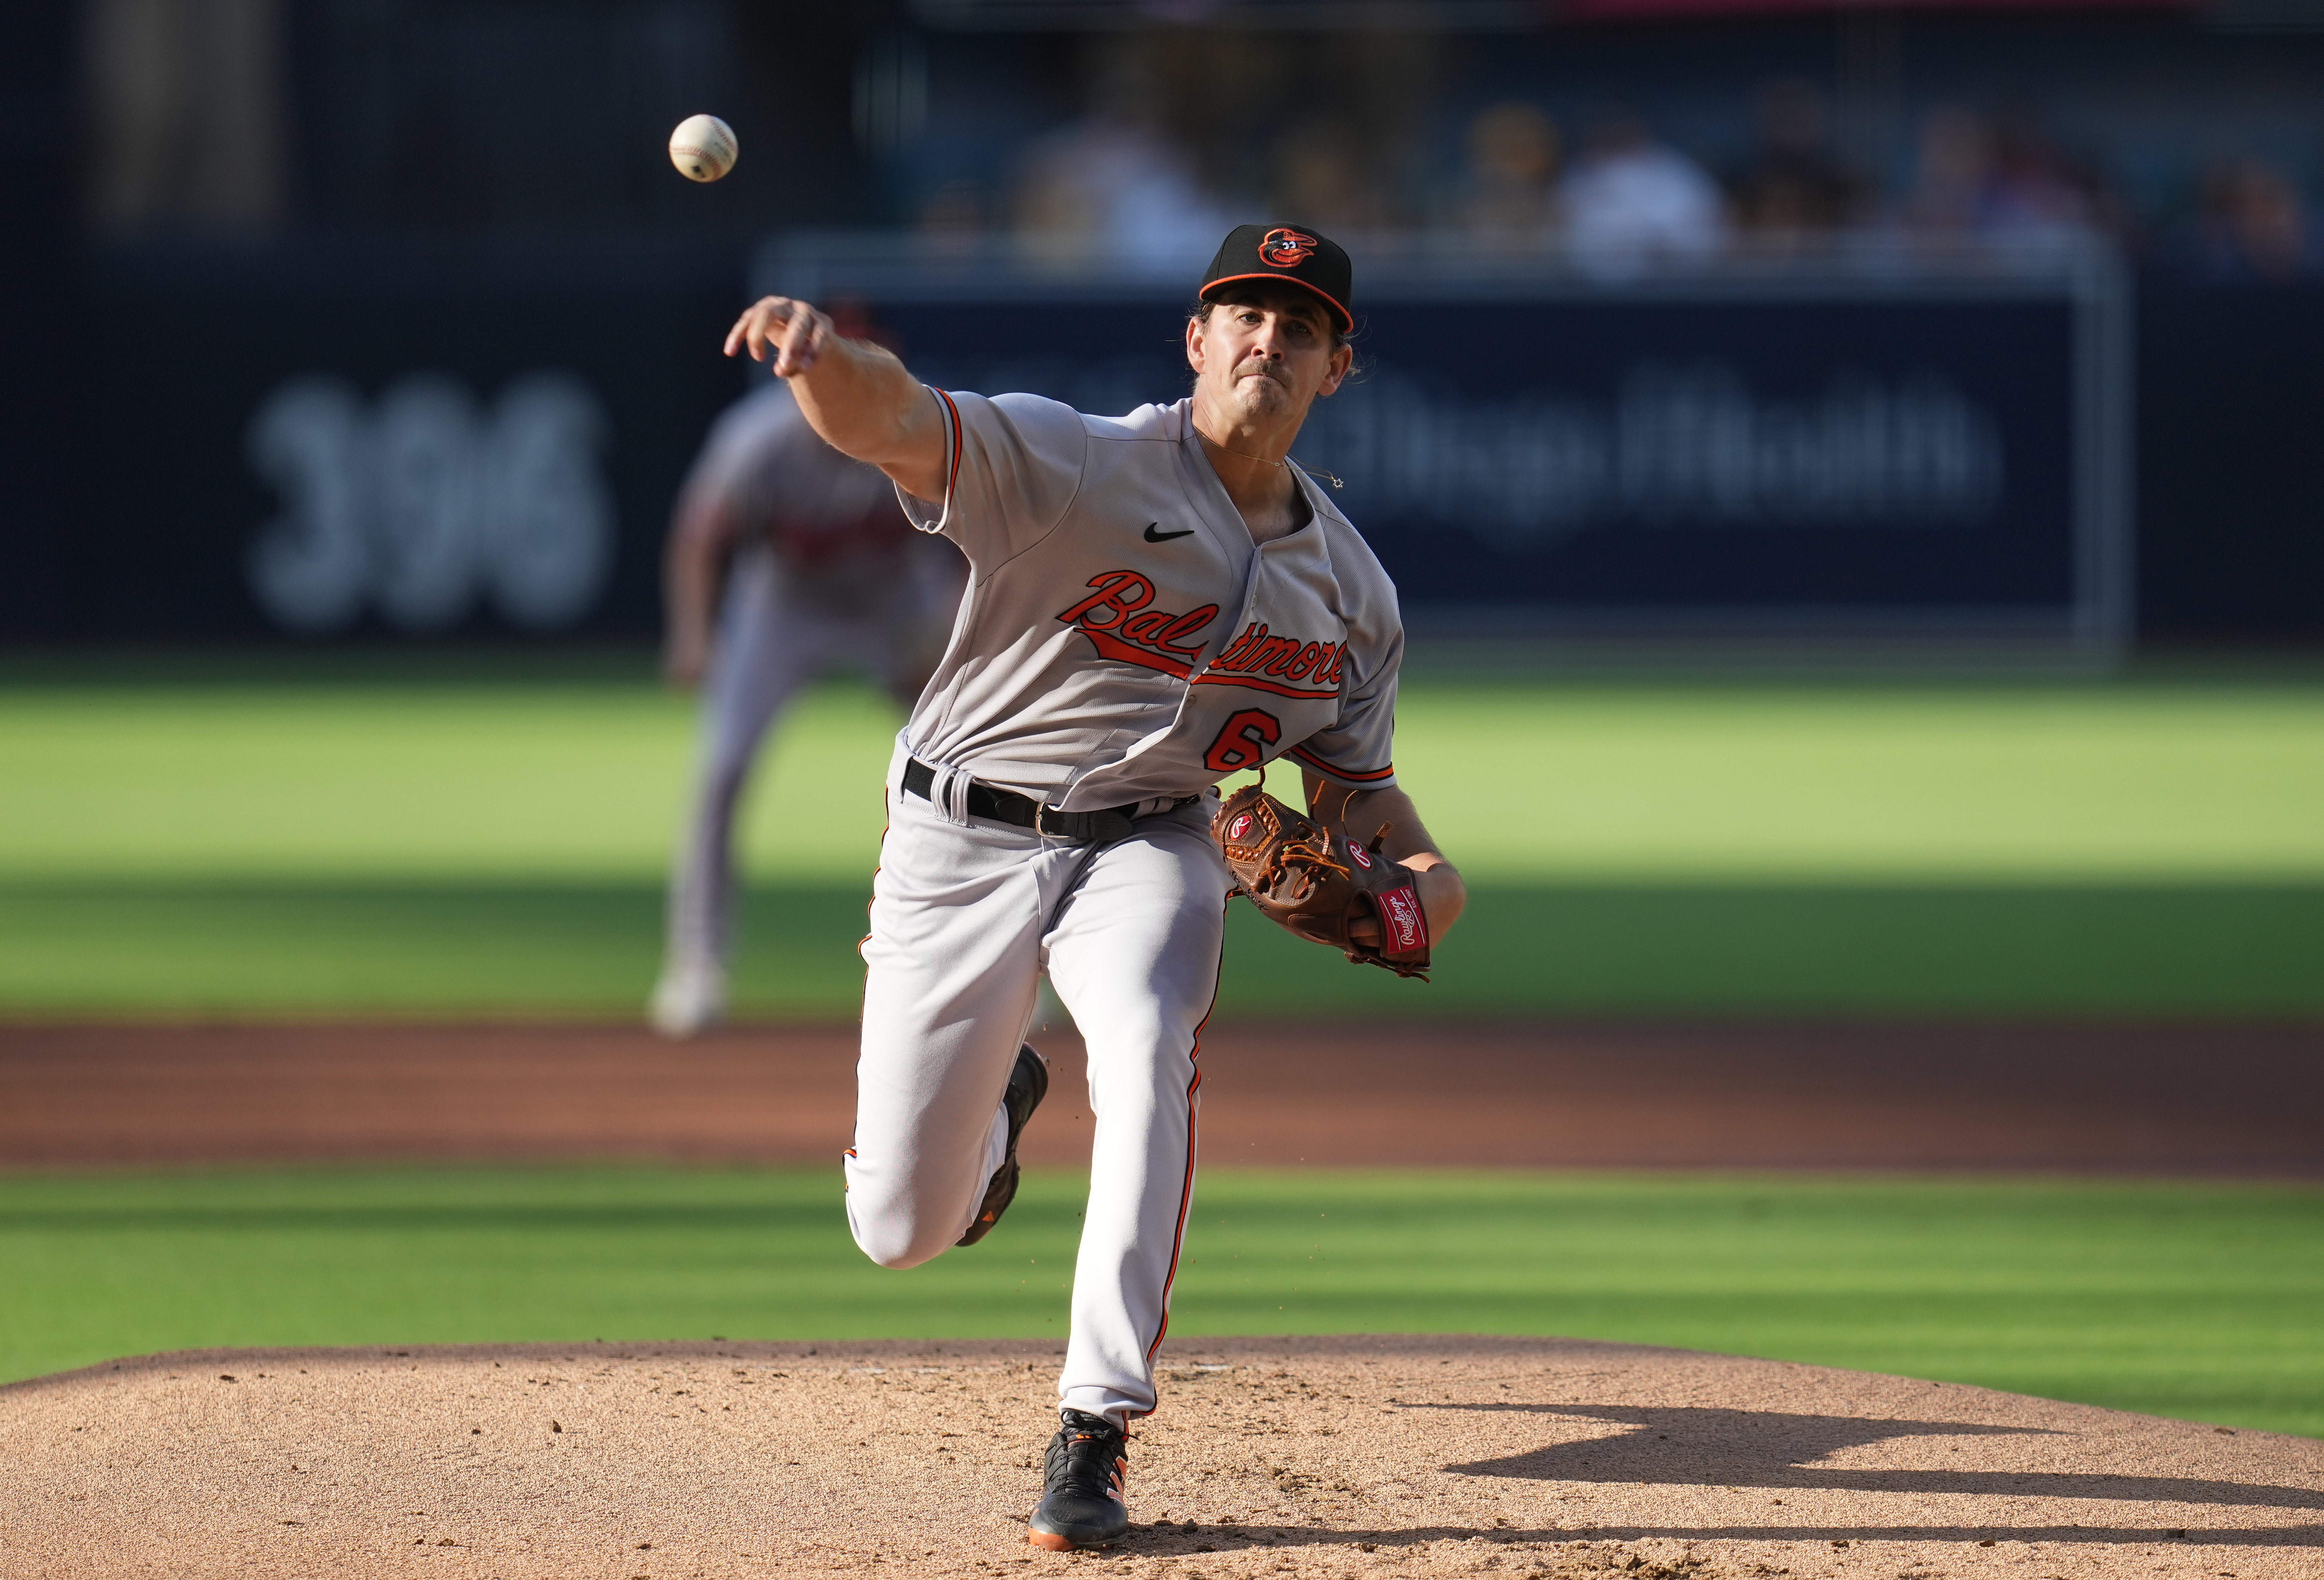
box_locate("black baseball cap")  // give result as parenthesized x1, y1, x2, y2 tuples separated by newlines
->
(1198, 224, 1353, 335)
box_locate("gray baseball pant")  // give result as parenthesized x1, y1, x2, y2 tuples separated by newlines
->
(846, 746, 1226, 1426)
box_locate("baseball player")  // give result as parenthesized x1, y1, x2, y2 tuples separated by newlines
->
(723, 224, 1465, 1549)
(651, 354, 964, 1037)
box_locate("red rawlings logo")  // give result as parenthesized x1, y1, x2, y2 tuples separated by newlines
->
(1379, 885, 1426, 953)
(1227, 812, 1254, 842)
(1260, 227, 1317, 268)
(1346, 838, 1373, 870)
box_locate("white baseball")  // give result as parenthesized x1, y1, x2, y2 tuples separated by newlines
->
(669, 114, 737, 183)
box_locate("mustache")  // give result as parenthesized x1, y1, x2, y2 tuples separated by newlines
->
(1233, 358, 1289, 383)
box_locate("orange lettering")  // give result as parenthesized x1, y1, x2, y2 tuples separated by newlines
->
(1155, 604, 1219, 657)
(1057, 571, 1153, 628)
(1257, 638, 1304, 676)
(1214, 622, 1266, 669)
(1203, 709, 1282, 774)
(1244, 637, 1298, 673)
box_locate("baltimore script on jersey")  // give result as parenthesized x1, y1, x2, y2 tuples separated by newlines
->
(1058, 573, 1351, 695)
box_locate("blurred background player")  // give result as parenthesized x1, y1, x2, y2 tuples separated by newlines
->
(651, 307, 965, 1037)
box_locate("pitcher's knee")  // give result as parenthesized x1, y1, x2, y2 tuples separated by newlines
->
(846, 1190, 965, 1270)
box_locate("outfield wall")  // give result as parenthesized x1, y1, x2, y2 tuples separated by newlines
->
(12, 235, 2323, 646)
(769, 235, 2132, 654)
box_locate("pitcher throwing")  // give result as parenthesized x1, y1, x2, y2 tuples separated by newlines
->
(724, 224, 1466, 1550)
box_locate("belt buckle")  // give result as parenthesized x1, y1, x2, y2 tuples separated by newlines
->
(1033, 803, 1070, 840)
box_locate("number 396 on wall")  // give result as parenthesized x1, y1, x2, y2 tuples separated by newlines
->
(245, 370, 616, 634)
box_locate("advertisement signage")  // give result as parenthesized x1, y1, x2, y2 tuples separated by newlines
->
(767, 238, 2130, 651)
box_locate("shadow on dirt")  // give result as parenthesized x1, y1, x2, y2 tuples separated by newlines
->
(1410, 1401, 2324, 1512)
(1119, 1519, 2324, 1555)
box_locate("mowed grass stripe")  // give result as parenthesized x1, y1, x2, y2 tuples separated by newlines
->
(4, 675, 2323, 883)
(1405, 681, 2324, 879)
(1, 1167, 2316, 1438)
(3, 667, 2322, 1014)
(3, 881, 2320, 1015)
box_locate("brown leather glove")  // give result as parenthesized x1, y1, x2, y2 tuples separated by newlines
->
(1211, 784, 1430, 980)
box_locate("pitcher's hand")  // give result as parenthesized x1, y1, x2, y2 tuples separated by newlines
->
(1347, 859, 1464, 950)
(724, 296, 831, 379)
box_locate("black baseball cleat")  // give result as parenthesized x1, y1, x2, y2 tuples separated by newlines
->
(1027, 1408, 1131, 1551)
(957, 1044, 1048, 1246)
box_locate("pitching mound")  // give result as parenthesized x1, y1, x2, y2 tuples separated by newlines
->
(3, 1337, 2316, 1579)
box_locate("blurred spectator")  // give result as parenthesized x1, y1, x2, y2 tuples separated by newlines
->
(1982, 117, 2105, 243)
(1010, 58, 1229, 273)
(1452, 101, 1563, 250)
(1728, 80, 1863, 254)
(1904, 106, 1994, 242)
(1906, 107, 2112, 251)
(1272, 114, 1390, 232)
(915, 177, 989, 255)
(88, 0, 282, 233)
(2180, 158, 2319, 282)
(1558, 111, 1729, 278)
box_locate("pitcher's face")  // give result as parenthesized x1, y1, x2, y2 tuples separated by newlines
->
(1186, 287, 1352, 428)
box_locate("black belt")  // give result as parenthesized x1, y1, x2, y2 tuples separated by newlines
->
(903, 757, 1142, 844)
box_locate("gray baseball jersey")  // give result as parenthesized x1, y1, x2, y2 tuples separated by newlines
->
(896, 390, 1404, 810)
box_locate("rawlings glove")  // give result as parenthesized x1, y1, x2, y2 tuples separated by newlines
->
(1211, 784, 1430, 979)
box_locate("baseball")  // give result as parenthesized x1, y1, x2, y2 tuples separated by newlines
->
(668, 114, 737, 183)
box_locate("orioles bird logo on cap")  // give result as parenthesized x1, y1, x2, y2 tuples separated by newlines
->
(1259, 228, 1317, 268)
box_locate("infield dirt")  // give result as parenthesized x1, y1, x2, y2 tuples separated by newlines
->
(3, 1018, 2320, 1173)
(7, 1020, 2319, 1576)
(4, 1334, 2319, 1579)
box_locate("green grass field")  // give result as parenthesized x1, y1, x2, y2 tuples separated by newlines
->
(4, 1165, 2318, 1438)
(4, 655, 2319, 1440)
(3, 653, 2321, 1015)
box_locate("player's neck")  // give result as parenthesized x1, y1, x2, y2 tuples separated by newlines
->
(1194, 428, 1306, 543)
(1192, 409, 1306, 536)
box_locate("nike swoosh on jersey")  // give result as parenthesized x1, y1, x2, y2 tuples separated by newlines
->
(1142, 522, 1197, 542)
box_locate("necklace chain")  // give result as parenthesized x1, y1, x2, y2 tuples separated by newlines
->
(1208, 439, 1285, 468)
(1201, 434, 1344, 490)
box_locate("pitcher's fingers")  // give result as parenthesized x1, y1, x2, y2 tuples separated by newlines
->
(724, 297, 791, 360)
(746, 301, 794, 361)
(773, 305, 825, 377)
(721, 304, 762, 359)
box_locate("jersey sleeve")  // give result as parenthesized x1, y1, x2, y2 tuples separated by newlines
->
(895, 388, 1088, 568)
(1285, 619, 1402, 791)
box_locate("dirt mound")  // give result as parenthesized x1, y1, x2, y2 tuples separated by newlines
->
(3, 1336, 2316, 1578)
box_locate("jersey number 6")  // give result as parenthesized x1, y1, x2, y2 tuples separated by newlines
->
(1203, 709, 1282, 774)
